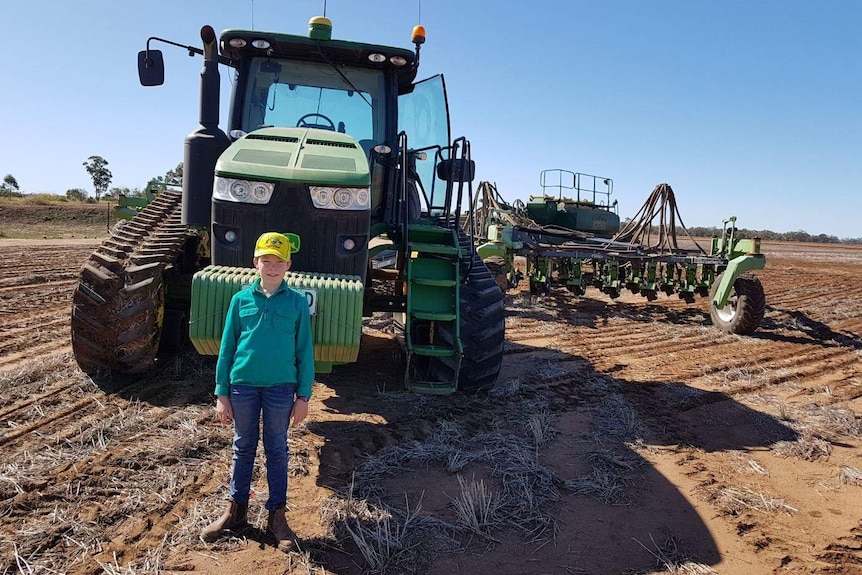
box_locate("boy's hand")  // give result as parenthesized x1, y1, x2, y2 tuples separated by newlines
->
(215, 395, 233, 425)
(290, 399, 309, 427)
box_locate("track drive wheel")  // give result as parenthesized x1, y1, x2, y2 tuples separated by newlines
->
(708, 272, 765, 335)
(431, 233, 506, 392)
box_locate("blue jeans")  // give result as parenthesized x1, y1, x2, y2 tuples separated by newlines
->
(229, 384, 295, 510)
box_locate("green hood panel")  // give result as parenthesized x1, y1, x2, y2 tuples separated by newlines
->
(216, 127, 370, 186)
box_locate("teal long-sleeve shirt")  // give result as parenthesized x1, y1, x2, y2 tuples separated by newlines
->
(214, 278, 315, 398)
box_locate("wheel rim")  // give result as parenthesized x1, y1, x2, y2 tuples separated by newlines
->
(714, 292, 738, 322)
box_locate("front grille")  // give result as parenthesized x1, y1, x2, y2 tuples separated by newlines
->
(212, 183, 370, 279)
(306, 139, 358, 149)
(246, 134, 300, 143)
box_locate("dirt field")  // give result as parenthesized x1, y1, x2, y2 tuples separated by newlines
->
(1, 229, 860, 574)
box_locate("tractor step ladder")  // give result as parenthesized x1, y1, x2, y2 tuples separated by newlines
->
(404, 225, 463, 394)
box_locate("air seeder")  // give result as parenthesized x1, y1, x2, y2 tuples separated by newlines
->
(471, 170, 767, 335)
(71, 16, 504, 393)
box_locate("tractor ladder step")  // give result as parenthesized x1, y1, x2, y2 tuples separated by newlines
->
(411, 311, 457, 322)
(407, 379, 458, 395)
(408, 242, 460, 256)
(410, 344, 458, 357)
(403, 229, 462, 394)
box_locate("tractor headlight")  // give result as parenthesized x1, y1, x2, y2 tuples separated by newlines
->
(309, 186, 370, 210)
(213, 176, 274, 204)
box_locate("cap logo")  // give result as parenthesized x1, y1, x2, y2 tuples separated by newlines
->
(264, 236, 284, 250)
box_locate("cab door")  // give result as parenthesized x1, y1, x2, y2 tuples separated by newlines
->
(398, 74, 451, 212)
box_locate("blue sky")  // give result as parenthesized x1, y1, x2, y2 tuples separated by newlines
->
(2, 1, 859, 238)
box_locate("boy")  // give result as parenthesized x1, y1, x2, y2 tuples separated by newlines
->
(201, 232, 315, 551)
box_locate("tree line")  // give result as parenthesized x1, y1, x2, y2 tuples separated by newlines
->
(2, 156, 183, 203)
(3, 159, 859, 244)
(682, 225, 862, 246)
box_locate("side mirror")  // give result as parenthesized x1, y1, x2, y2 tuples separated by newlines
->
(436, 158, 475, 183)
(138, 50, 165, 86)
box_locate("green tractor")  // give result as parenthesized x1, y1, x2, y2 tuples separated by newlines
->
(71, 17, 505, 394)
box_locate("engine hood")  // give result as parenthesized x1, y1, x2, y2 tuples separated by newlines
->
(215, 127, 370, 187)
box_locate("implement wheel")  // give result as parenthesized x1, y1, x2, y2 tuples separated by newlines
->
(708, 272, 765, 335)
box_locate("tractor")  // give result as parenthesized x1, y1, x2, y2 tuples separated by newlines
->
(71, 16, 505, 394)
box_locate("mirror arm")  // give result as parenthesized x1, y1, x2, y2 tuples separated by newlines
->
(144, 36, 233, 66)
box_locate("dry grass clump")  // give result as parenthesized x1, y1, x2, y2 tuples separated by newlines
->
(655, 384, 710, 410)
(589, 394, 648, 441)
(772, 431, 832, 461)
(489, 376, 523, 398)
(632, 535, 718, 574)
(343, 415, 564, 550)
(839, 466, 862, 486)
(526, 410, 556, 445)
(321, 489, 457, 575)
(727, 451, 769, 476)
(0, 353, 87, 408)
(708, 486, 797, 516)
(765, 401, 861, 461)
(795, 404, 861, 438)
(450, 475, 501, 540)
(537, 361, 571, 379)
(564, 449, 643, 504)
(565, 467, 626, 504)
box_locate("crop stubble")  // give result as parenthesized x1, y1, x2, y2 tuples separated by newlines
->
(0, 240, 861, 575)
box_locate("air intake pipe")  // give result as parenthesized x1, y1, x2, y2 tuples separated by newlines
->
(183, 25, 230, 229)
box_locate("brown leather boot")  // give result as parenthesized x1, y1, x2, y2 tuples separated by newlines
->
(200, 500, 248, 542)
(266, 506, 297, 551)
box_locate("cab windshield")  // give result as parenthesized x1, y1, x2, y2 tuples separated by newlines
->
(241, 58, 385, 152)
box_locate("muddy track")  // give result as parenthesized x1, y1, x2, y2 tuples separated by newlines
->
(0, 241, 861, 574)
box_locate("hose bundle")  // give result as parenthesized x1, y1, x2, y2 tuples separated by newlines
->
(611, 183, 706, 254)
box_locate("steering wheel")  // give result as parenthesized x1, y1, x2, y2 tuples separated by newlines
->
(296, 113, 336, 131)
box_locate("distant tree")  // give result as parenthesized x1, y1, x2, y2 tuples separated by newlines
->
(66, 188, 88, 201)
(2, 174, 19, 198)
(83, 155, 112, 201)
(164, 162, 183, 185)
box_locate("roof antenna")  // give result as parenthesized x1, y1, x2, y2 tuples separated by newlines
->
(251, 0, 255, 30)
(323, 0, 327, 17)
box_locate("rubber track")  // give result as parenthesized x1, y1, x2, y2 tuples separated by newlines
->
(71, 191, 194, 374)
(432, 231, 506, 391)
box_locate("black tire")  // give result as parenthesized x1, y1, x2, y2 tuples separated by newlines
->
(431, 233, 505, 391)
(483, 256, 508, 294)
(708, 272, 765, 335)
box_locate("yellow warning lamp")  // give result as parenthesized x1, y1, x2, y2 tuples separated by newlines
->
(412, 25, 426, 46)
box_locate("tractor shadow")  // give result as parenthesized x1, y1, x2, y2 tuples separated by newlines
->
(754, 305, 862, 349)
(304, 327, 798, 575)
(85, 347, 218, 407)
